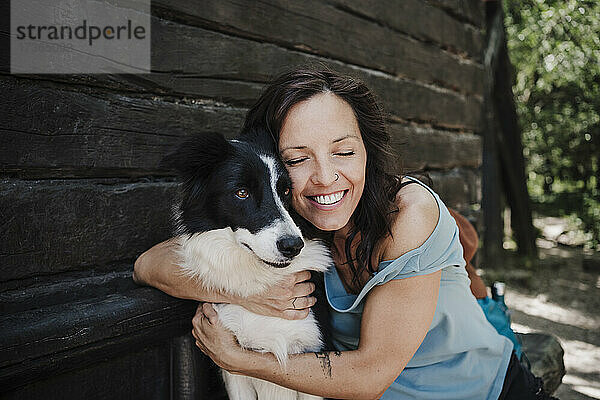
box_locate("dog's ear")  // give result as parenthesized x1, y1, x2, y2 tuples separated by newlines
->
(161, 132, 233, 182)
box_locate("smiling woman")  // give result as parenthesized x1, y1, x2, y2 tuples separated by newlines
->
(279, 92, 367, 233)
(133, 67, 555, 400)
(241, 69, 404, 290)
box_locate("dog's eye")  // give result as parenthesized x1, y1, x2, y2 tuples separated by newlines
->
(235, 189, 249, 199)
(284, 188, 290, 196)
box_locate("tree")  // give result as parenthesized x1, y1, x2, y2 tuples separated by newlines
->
(504, 0, 600, 248)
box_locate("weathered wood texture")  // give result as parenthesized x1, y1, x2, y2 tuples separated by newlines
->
(0, 72, 481, 179)
(390, 124, 482, 170)
(0, 270, 227, 398)
(0, 179, 175, 282)
(0, 270, 134, 313)
(4, 347, 225, 400)
(1, 168, 478, 284)
(430, 168, 481, 211)
(427, 0, 485, 28)
(1, 0, 486, 397)
(2, 10, 484, 127)
(152, 0, 484, 95)
(0, 75, 246, 178)
(5, 21, 481, 121)
(2, 342, 172, 400)
(171, 335, 229, 400)
(0, 287, 197, 392)
(329, 0, 483, 61)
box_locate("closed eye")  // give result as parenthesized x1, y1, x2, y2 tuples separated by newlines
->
(285, 157, 308, 166)
(335, 151, 355, 156)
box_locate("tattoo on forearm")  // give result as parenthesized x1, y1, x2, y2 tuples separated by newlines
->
(314, 351, 341, 378)
(315, 352, 331, 378)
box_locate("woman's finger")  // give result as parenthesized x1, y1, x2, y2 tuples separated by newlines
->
(282, 307, 310, 320)
(192, 304, 204, 327)
(201, 302, 219, 325)
(195, 339, 208, 355)
(293, 270, 312, 284)
(289, 295, 316, 311)
(292, 281, 316, 298)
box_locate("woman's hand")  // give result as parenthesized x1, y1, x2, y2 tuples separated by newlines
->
(239, 270, 317, 320)
(191, 303, 248, 373)
(134, 239, 317, 320)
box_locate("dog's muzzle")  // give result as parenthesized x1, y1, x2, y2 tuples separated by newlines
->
(276, 235, 304, 259)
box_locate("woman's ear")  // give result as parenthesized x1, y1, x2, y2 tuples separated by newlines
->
(161, 131, 233, 183)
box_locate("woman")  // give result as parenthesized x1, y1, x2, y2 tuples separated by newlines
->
(134, 68, 551, 399)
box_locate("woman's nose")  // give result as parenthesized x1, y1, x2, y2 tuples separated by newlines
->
(310, 159, 337, 186)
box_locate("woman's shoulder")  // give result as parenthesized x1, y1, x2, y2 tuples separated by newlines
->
(379, 178, 440, 261)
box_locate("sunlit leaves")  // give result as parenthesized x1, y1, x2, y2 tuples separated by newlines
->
(504, 0, 600, 247)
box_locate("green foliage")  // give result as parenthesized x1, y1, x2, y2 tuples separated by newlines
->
(504, 0, 600, 248)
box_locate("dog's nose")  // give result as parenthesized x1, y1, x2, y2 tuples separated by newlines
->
(277, 236, 304, 259)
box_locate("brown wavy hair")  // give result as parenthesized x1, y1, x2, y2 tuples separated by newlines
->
(242, 67, 403, 290)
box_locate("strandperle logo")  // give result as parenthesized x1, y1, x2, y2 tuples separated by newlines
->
(11, 0, 151, 74)
(15, 19, 147, 47)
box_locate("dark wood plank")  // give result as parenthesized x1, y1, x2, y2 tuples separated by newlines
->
(329, 0, 483, 61)
(0, 75, 246, 178)
(171, 335, 228, 400)
(146, 14, 484, 125)
(365, 74, 483, 131)
(427, 167, 481, 210)
(152, 0, 485, 95)
(0, 179, 176, 281)
(4, 2, 484, 94)
(0, 269, 134, 313)
(389, 124, 482, 170)
(0, 168, 479, 282)
(147, 64, 483, 132)
(7, 14, 485, 124)
(2, 342, 172, 400)
(0, 287, 196, 392)
(1, 72, 482, 179)
(426, 0, 485, 28)
(2, 16, 320, 104)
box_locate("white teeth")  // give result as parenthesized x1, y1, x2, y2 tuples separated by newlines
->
(313, 191, 344, 205)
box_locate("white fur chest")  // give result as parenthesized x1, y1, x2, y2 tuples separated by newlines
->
(176, 228, 332, 364)
(176, 229, 331, 296)
(213, 303, 323, 365)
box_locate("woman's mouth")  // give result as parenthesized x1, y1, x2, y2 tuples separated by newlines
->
(306, 190, 348, 209)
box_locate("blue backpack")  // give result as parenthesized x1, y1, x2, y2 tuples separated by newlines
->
(477, 284, 522, 359)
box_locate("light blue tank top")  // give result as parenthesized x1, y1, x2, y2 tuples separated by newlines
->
(324, 177, 513, 400)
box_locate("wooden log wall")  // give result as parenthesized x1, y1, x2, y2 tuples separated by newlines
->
(0, 1, 486, 398)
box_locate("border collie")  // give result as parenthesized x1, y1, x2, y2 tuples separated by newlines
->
(163, 128, 331, 400)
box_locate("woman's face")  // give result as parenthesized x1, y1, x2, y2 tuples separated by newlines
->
(279, 92, 367, 232)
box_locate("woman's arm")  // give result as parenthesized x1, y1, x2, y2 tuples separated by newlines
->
(193, 270, 441, 400)
(192, 180, 443, 399)
(133, 238, 316, 319)
(133, 237, 230, 302)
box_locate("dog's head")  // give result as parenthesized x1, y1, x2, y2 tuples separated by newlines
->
(163, 129, 304, 267)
